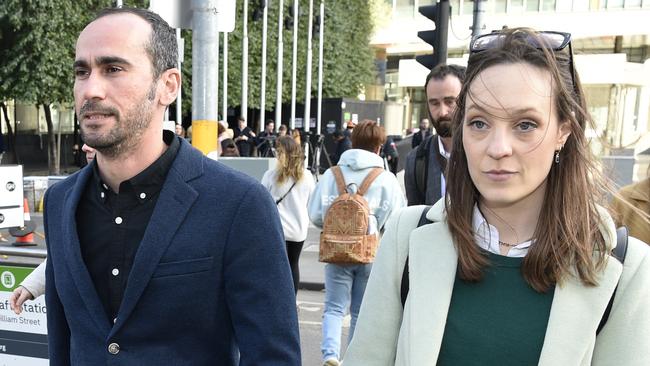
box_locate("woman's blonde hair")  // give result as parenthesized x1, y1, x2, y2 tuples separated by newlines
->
(446, 28, 610, 292)
(275, 136, 304, 184)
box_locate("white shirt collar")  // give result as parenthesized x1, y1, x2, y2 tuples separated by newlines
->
(472, 205, 532, 258)
(437, 136, 450, 160)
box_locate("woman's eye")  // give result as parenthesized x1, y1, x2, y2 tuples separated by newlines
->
(517, 121, 537, 131)
(468, 120, 487, 130)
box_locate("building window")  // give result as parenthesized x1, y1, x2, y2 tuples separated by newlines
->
(625, 0, 642, 7)
(463, 0, 475, 15)
(526, 0, 541, 11)
(541, 0, 557, 10)
(509, 0, 526, 12)
(495, 0, 508, 12)
(450, 0, 461, 15)
(555, 0, 573, 11)
(607, 0, 625, 7)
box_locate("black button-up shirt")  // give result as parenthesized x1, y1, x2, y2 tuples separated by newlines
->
(77, 131, 180, 321)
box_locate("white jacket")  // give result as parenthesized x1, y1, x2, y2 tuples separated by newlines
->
(344, 201, 650, 365)
(261, 168, 315, 242)
(308, 149, 406, 232)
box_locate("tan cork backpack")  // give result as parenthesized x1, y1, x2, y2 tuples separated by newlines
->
(319, 166, 384, 264)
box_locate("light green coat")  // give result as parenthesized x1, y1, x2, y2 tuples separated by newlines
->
(344, 201, 650, 365)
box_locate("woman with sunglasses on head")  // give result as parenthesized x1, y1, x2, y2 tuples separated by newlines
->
(343, 28, 650, 366)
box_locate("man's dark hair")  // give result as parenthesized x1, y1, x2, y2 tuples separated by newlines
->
(266, 119, 274, 126)
(238, 116, 246, 123)
(94, 7, 177, 80)
(424, 64, 466, 90)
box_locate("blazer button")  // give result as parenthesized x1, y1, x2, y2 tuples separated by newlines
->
(108, 342, 120, 355)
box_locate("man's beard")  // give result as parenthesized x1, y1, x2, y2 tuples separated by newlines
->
(79, 85, 155, 159)
(433, 117, 452, 138)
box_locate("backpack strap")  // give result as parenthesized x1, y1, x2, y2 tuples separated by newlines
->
(596, 226, 628, 335)
(331, 166, 347, 195)
(400, 205, 432, 308)
(357, 168, 384, 196)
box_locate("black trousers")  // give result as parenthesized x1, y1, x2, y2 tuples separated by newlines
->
(286, 240, 304, 294)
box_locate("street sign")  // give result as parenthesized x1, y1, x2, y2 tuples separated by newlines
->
(150, 0, 236, 32)
(0, 265, 47, 365)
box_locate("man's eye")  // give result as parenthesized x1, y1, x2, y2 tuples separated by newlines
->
(74, 69, 89, 77)
(106, 66, 122, 73)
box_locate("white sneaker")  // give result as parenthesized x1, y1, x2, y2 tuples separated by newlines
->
(323, 357, 340, 366)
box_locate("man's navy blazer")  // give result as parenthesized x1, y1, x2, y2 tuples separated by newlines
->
(44, 138, 301, 365)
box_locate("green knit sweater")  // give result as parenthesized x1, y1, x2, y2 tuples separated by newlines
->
(437, 252, 555, 366)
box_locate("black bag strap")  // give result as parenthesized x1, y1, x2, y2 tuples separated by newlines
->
(275, 181, 297, 205)
(400, 205, 432, 307)
(414, 137, 433, 204)
(596, 226, 628, 335)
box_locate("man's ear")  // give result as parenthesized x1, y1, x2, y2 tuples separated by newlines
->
(557, 120, 572, 149)
(158, 68, 181, 106)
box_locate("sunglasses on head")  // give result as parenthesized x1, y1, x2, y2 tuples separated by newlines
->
(469, 30, 576, 91)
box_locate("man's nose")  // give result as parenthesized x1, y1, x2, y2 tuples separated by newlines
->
(77, 72, 107, 102)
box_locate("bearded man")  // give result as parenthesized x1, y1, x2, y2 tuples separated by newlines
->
(404, 64, 466, 205)
(44, 7, 300, 365)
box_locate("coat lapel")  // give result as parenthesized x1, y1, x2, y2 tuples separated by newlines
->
(538, 258, 622, 365)
(406, 219, 457, 364)
(60, 167, 112, 333)
(110, 141, 202, 334)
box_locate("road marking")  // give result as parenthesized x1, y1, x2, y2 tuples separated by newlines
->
(299, 320, 322, 326)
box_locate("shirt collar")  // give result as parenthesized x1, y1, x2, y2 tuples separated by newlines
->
(437, 136, 450, 159)
(91, 130, 180, 202)
(472, 204, 532, 258)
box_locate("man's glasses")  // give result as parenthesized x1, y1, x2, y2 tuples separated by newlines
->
(469, 30, 576, 92)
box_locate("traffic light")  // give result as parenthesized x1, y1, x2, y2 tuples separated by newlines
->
(416, 0, 451, 70)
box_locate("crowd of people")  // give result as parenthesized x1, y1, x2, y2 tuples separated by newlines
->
(5, 6, 650, 366)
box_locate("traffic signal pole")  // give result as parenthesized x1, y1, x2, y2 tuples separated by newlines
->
(191, 0, 219, 154)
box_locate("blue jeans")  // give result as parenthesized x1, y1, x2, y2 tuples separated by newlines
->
(321, 262, 373, 361)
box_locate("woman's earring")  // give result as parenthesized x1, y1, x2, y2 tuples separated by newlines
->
(554, 150, 560, 164)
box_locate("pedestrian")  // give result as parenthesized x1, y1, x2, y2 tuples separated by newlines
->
(309, 120, 405, 366)
(174, 123, 185, 138)
(257, 119, 277, 157)
(45, 7, 300, 365)
(234, 116, 256, 157)
(278, 124, 288, 137)
(344, 28, 650, 365)
(261, 136, 315, 294)
(404, 64, 466, 206)
(330, 129, 351, 166)
(611, 171, 650, 244)
(381, 135, 399, 175)
(410, 118, 430, 148)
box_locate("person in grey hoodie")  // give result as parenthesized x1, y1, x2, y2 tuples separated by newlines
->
(308, 120, 406, 366)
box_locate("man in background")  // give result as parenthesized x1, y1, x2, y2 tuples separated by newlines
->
(404, 64, 465, 205)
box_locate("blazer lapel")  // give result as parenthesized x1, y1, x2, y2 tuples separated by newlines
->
(60, 167, 112, 333)
(538, 258, 622, 365)
(406, 221, 457, 364)
(111, 142, 201, 334)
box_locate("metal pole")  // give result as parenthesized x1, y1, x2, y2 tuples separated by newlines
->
(242, 0, 249, 123)
(222, 32, 228, 124)
(303, 0, 313, 133)
(290, 0, 298, 130)
(176, 28, 183, 129)
(471, 0, 488, 37)
(316, 1, 324, 135)
(191, 0, 219, 154)
(275, 0, 284, 132)
(260, 0, 268, 132)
